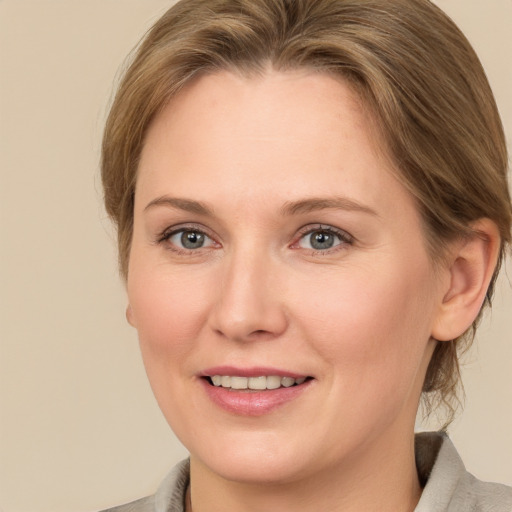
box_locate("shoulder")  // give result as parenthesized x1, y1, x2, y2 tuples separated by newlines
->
(97, 459, 190, 512)
(99, 496, 155, 512)
(462, 472, 512, 511)
(415, 432, 512, 512)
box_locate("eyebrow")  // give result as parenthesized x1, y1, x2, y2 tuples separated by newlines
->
(280, 197, 378, 217)
(144, 195, 378, 218)
(144, 196, 214, 216)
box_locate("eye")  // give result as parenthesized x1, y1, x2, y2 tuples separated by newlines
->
(163, 228, 216, 251)
(296, 226, 353, 251)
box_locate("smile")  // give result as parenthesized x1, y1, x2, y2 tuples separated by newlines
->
(209, 375, 307, 391)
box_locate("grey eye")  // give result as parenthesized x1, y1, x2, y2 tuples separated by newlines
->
(181, 230, 205, 249)
(168, 229, 214, 250)
(298, 229, 345, 251)
(309, 231, 336, 250)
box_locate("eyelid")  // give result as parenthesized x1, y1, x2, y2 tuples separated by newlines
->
(155, 222, 353, 254)
(292, 224, 354, 250)
(156, 223, 220, 250)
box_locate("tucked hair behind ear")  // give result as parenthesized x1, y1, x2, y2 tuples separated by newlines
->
(102, 0, 511, 424)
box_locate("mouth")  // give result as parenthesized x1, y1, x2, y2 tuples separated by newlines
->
(204, 375, 311, 391)
(200, 369, 314, 415)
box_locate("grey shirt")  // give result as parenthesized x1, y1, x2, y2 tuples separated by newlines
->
(101, 432, 512, 512)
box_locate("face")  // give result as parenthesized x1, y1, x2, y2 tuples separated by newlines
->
(127, 69, 445, 485)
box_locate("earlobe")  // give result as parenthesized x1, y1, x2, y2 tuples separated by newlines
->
(126, 305, 136, 327)
(431, 219, 500, 342)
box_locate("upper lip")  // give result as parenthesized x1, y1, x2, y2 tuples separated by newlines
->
(200, 366, 310, 379)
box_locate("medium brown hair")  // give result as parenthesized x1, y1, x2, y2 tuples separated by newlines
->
(101, 0, 511, 422)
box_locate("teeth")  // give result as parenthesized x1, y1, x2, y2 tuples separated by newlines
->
(211, 375, 222, 386)
(248, 376, 267, 390)
(281, 377, 295, 387)
(230, 376, 248, 390)
(266, 376, 281, 389)
(210, 375, 308, 390)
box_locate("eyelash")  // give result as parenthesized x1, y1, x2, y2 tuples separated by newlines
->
(157, 224, 217, 255)
(293, 224, 354, 254)
(156, 224, 354, 255)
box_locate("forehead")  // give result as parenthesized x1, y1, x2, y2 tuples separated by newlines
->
(143, 69, 373, 146)
(136, 69, 413, 223)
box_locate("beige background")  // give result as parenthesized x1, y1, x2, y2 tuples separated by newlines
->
(0, 1, 510, 511)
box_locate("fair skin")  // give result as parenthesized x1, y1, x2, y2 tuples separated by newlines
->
(126, 69, 499, 512)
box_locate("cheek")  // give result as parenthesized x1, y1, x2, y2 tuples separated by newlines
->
(126, 261, 217, 427)
(293, 260, 437, 393)
(127, 260, 214, 362)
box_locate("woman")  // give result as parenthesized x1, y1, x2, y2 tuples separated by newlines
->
(100, 0, 512, 510)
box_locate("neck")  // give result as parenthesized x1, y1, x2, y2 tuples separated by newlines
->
(187, 430, 421, 512)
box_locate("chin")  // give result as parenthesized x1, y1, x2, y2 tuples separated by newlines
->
(198, 453, 310, 485)
(187, 429, 319, 485)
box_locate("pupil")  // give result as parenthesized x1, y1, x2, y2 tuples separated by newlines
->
(181, 231, 205, 249)
(311, 231, 334, 250)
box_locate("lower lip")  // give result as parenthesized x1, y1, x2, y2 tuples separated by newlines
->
(200, 378, 312, 416)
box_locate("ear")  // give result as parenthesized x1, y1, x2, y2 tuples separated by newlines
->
(431, 219, 501, 341)
(126, 305, 136, 327)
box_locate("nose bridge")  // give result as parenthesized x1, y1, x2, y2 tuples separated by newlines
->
(209, 242, 287, 341)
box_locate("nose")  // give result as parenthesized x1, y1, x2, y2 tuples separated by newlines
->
(208, 249, 288, 342)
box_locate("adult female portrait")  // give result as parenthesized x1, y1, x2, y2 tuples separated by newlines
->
(0, 1, 511, 512)
(98, 0, 512, 510)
